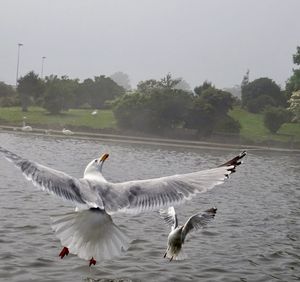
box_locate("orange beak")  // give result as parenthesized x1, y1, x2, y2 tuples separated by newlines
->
(98, 153, 109, 163)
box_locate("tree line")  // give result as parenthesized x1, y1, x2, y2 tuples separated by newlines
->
(0, 47, 299, 136)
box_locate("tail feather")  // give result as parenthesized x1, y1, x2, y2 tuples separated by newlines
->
(165, 246, 187, 261)
(51, 208, 130, 261)
(175, 249, 187, 260)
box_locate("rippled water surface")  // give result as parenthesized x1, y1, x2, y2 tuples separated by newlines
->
(0, 132, 299, 282)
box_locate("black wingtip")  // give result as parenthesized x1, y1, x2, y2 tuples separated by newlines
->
(219, 150, 247, 168)
(205, 207, 217, 214)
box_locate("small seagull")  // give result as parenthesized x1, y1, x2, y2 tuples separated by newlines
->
(91, 110, 98, 115)
(160, 207, 217, 261)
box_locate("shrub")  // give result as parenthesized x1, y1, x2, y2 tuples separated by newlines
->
(263, 107, 291, 133)
(242, 77, 286, 111)
(246, 95, 275, 113)
(0, 96, 20, 107)
(214, 115, 241, 134)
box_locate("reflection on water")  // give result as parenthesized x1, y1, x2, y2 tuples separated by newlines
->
(0, 132, 299, 282)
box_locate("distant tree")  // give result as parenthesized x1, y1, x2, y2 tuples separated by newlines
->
(241, 69, 250, 90)
(89, 75, 125, 109)
(293, 46, 300, 65)
(113, 92, 147, 130)
(288, 90, 300, 122)
(146, 89, 192, 130)
(75, 78, 94, 108)
(17, 71, 45, 111)
(263, 106, 290, 133)
(58, 75, 79, 109)
(110, 71, 131, 90)
(158, 73, 181, 89)
(0, 82, 18, 106)
(194, 81, 213, 96)
(115, 74, 238, 136)
(137, 79, 160, 94)
(43, 75, 79, 114)
(186, 84, 239, 135)
(286, 46, 300, 99)
(286, 70, 300, 99)
(184, 98, 215, 136)
(113, 88, 192, 132)
(0, 82, 15, 98)
(200, 88, 235, 117)
(137, 73, 182, 94)
(43, 76, 65, 114)
(242, 77, 286, 112)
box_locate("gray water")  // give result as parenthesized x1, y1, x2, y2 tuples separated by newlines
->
(0, 132, 299, 282)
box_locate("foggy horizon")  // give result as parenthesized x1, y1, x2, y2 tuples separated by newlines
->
(1, 0, 300, 89)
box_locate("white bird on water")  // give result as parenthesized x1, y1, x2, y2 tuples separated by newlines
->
(62, 128, 74, 135)
(160, 206, 217, 261)
(21, 118, 32, 132)
(0, 147, 246, 266)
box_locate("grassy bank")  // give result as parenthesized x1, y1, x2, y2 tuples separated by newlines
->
(0, 107, 116, 130)
(0, 106, 299, 147)
(229, 107, 300, 143)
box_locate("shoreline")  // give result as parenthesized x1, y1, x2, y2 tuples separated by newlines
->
(1, 125, 299, 153)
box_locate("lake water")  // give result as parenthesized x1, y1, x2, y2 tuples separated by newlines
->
(0, 132, 299, 282)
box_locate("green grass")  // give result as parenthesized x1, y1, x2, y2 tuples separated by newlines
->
(1, 106, 299, 146)
(229, 106, 300, 143)
(0, 107, 116, 129)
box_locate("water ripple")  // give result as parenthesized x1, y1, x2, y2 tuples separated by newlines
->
(0, 132, 299, 281)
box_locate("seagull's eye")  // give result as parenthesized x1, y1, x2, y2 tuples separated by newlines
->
(94, 160, 97, 163)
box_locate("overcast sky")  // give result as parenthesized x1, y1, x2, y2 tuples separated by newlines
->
(1, 0, 300, 89)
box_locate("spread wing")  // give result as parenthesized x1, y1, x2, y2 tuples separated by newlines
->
(97, 151, 246, 213)
(159, 207, 178, 230)
(182, 207, 217, 241)
(0, 146, 100, 207)
(1, 146, 246, 215)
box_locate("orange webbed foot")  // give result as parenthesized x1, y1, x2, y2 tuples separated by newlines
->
(89, 257, 97, 267)
(59, 247, 69, 259)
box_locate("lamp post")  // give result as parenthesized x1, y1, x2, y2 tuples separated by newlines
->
(16, 43, 23, 87)
(41, 56, 46, 79)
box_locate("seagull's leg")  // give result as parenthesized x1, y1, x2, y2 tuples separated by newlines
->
(164, 246, 169, 258)
(170, 256, 173, 262)
(89, 257, 97, 267)
(59, 247, 69, 259)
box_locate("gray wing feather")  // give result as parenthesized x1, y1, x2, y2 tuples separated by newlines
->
(159, 207, 178, 230)
(182, 207, 217, 240)
(1, 146, 245, 214)
(0, 146, 90, 205)
(102, 151, 245, 213)
(100, 165, 235, 213)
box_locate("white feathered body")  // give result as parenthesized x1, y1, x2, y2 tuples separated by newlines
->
(22, 121, 32, 131)
(51, 208, 130, 261)
(165, 226, 185, 260)
(161, 206, 218, 261)
(62, 128, 73, 135)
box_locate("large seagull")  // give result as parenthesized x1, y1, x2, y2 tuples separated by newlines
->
(0, 146, 246, 266)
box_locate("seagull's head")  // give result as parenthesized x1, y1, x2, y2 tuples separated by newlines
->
(84, 153, 109, 180)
